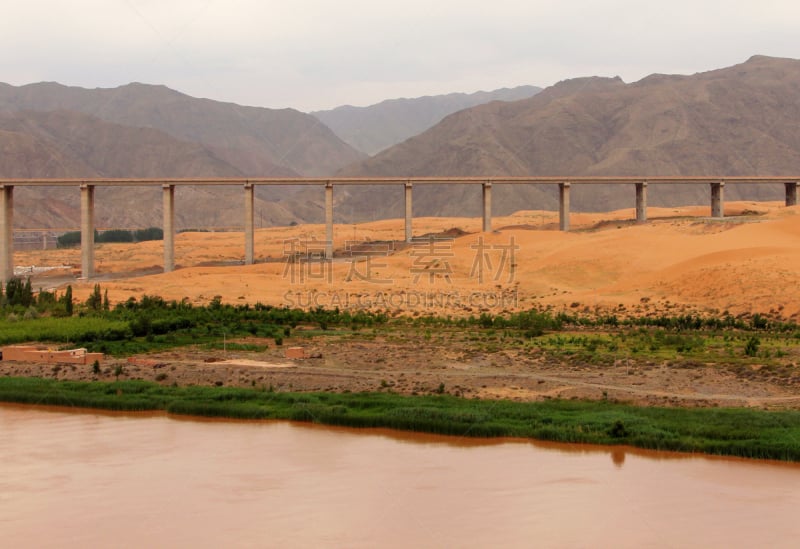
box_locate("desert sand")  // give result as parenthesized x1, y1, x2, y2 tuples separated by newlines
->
(15, 201, 800, 320)
(7, 202, 800, 408)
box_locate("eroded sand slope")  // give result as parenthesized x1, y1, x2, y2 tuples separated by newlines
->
(17, 201, 800, 319)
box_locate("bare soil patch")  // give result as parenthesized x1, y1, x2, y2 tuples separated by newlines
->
(3, 329, 799, 410)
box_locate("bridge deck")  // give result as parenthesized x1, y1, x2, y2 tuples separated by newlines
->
(1, 176, 799, 186)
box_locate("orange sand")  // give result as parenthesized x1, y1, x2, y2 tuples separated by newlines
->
(17, 201, 800, 318)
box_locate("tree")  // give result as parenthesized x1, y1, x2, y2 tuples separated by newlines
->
(62, 285, 74, 316)
(3, 277, 32, 307)
(22, 278, 33, 307)
(103, 289, 110, 311)
(86, 284, 102, 311)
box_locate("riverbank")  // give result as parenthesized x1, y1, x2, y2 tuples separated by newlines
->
(1, 377, 798, 461)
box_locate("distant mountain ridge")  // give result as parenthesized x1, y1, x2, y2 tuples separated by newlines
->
(0, 81, 543, 229)
(0, 81, 364, 177)
(0, 81, 366, 229)
(312, 85, 541, 155)
(0, 109, 315, 229)
(4, 57, 800, 231)
(333, 55, 800, 220)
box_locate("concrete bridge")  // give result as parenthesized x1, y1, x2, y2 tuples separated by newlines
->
(1, 176, 798, 283)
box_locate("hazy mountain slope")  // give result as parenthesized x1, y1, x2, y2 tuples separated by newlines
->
(0, 82, 365, 176)
(0, 110, 311, 229)
(335, 56, 800, 220)
(312, 86, 541, 155)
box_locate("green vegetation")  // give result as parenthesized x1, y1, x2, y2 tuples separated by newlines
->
(745, 336, 761, 357)
(57, 227, 164, 248)
(2, 276, 800, 366)
(1, 281, 392, 355)
(1, 377, 799, 461)
(0, 316, 130, 346)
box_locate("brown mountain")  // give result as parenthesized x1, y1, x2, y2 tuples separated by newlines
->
(0, 110, 315, 229)
(335, 55, 800, 220)
(312, 85, 541, 155)
(0, 81, 365, 177)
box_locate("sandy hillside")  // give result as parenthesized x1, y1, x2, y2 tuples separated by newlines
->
(16, 201, 800, 319)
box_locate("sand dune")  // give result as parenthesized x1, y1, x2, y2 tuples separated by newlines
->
(17, 201, 800, 319)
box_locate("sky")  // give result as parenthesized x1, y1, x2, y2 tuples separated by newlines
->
(2, 1, 799, 112)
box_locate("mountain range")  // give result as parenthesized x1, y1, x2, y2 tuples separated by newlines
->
(2, 55, 800, 229)
(0, 82, 365, 228)
(334, 55, 800, 220)
(312, 86, 541, 155)
(0, 81, 363, 176)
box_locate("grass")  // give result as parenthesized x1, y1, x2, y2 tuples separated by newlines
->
(0, 317, 130, 346)
(5, 288, 800, 367)
(1, 377, 799, 462)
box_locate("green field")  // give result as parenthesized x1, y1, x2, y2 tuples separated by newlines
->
(1, 377, 799, 462)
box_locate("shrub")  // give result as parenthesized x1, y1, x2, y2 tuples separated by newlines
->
(23, 306, 38, 321)
(745, 336, 761, 357)
(608, 420, 628, 438)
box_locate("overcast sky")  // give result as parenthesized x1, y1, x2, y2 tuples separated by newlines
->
(2, 1, 798, 112)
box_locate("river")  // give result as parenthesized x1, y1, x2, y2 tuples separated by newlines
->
(2, 404, 799, 548)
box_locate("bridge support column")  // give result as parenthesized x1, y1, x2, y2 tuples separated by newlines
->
(80, 184, 95, 279)
(786, 182, 797, 207)
(163, 184, 175, 272)
(0, 185, 13, 284)
(244, 183, 254, 265)
(559, 182, 571, 231)
(325, 182, 334, 259)
(482, 182, 492, 232)
(636, 182, 648, 223)
(711, 182, 725, 218)
(404, 182, 413, 242)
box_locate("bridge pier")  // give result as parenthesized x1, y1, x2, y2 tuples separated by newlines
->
(711, 182, 725, 218)
(404, 182, 413, 242)
(559, 182, 571, 231)
(482, 182, 492, 232)
(244, 183, 254, 264)
(0, 185, 12, 283)
(163, 184, 175, 272)
(80, 184, 95, 279)
(325, 182, 334, 259)
(786, 182, 798, 207)
(636, 182, 648, 223)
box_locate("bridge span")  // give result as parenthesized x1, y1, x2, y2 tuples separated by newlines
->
(1, 176, 799, 283)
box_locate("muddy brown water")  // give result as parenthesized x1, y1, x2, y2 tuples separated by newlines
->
(2, 404, 800, 548)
